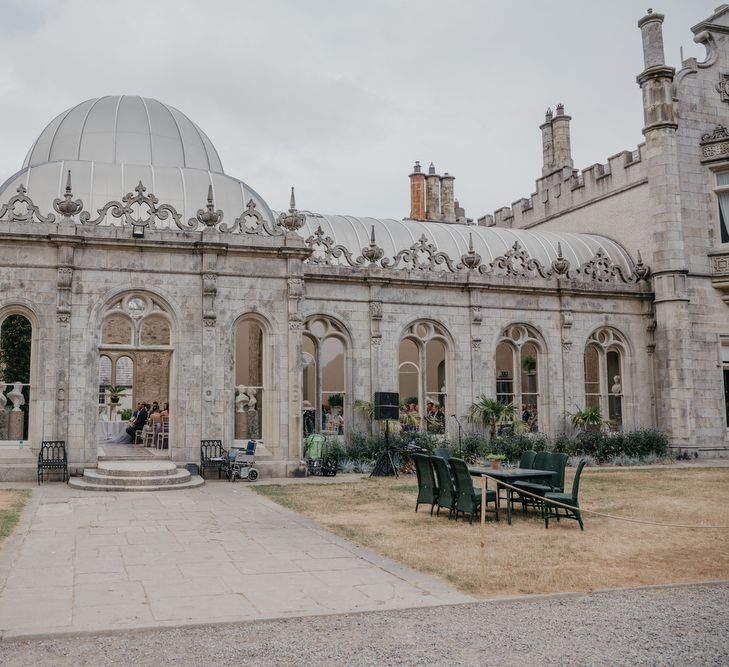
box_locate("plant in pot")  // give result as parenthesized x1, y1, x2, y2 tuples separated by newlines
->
(522, 355, 537, 374)
(468, 395, 517, 441)
(486, 453, 506, 470)
(106, 385, 126, 404)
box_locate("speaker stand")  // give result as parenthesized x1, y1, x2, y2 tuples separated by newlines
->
(370, 420, 398, 478)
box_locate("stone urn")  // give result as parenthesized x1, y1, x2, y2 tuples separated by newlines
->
(7, 382, 25, 412)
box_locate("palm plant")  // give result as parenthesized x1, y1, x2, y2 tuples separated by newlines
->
(468, 395, 517, 440)
(570, 405, 608, 431)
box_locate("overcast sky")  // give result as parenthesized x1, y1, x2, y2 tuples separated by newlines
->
(0, 0, 719, 219)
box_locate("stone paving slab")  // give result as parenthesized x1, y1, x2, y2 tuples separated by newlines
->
(0, 482, 472, 638)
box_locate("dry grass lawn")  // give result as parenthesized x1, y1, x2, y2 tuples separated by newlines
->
(0, 489, 30, 545)
(255, 467, 729, 598)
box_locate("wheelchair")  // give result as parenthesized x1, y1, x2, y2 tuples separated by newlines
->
(226, 440, 259, 482)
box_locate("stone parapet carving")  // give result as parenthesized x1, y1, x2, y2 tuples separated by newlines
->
(700, 124, 729, 162)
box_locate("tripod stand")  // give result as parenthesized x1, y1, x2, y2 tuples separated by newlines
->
(369, 420, 398, 477)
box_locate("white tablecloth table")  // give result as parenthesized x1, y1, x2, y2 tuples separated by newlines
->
(96, 420, 129, 441)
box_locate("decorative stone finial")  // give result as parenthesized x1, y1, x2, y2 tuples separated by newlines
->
(360, 225, 384, 264)
(551, 242, 570, 275)
(192, 184, 223, 230)
(460, 232, 482, 270)
(633, 249, 650, 281)
(277, 186, 306, 232)
(428, 162, 436, 175)
(52, 170, 83, 219)
(545, 107, 553, 121)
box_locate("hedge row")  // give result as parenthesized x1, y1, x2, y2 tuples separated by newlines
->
(326, 428, 669, 466)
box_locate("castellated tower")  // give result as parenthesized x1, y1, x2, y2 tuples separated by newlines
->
(636, 8, 693, 446)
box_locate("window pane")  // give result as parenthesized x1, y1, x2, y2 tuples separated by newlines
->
(719, 191, 729, 244)
(235, 320, 263, 386)
(584, 345, 600, 399)
(495, 342, 514, 404)
(321, 337, 345, 393)
(425, 339, 446, 394)
(717, 171, 729, 186)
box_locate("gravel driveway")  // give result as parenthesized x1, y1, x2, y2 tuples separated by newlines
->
(0, 582, 726, 666)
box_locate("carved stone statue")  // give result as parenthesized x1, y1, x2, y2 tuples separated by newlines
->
(611, 375, 622, 394)
(7, 382, 25, 411)
(235, 386, 250, 413)
(246, 390, 257, 411)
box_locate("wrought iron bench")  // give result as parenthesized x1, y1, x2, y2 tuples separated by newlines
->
(200, 439, 228, 479)
(37, 440, 69, 484)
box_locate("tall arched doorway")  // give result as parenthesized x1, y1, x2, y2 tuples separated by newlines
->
(97, 293, 173, 449)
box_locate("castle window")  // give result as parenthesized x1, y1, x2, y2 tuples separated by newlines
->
(716, 171, 729, 244)
(584, 328, 627, 428)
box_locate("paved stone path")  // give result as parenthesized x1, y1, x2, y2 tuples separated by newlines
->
(0, 481, 470, 639)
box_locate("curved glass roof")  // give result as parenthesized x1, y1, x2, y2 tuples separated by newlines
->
(23, 96, 223, 173)
(295, 213, 634, 273)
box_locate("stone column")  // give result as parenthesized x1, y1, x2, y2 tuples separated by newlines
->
(541, 108, 554, 175)
(286, 267, 305, 468)
(199, 246, 220, 451)
(551, 104, 573, 170)
(54, 243, 75, 458)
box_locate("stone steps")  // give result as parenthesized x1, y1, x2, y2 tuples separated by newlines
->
(69, 460, 204, 492)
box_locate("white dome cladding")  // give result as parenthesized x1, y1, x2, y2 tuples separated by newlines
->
(24, 96, 223, 172)
(1, 96, 274, 225)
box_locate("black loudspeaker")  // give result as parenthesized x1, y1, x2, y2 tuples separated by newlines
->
(374, 392, 400, 420)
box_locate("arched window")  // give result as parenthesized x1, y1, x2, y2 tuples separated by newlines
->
(303, 317, 348, 436)
(495, 324, 545, 431)
(0, 313, 33, 442)
(98, 293, 173, 420)
(398, 321, 449, 432)
(584, 328, 627, 428)
(234, 317, 268, 441)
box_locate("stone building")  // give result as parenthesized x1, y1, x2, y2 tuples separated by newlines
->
(0, 6, 726, 480)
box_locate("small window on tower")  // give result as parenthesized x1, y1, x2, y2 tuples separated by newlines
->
(716, 172, 729, 244)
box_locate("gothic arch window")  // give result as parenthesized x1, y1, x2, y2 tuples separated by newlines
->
(584, 328, 627, 428)
(495, 324, 545, 430)
(398, 321, 449, 432)
(98, 293, 173, 419)
(303, 317, 348, 436)
(0, 311, 33, 442)
(234, 315, 270, 442)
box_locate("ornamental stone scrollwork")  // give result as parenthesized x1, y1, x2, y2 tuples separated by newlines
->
(53, 171, 83, 220)
(221, 199, 282, 236)
(277, 187, 306, 232)
(202, 273, 217, 326)
(80, 181, 195, 231)
(577, 248, 631, 282)
(56, 266, 73, 325)
(381, 234, 458, 272)
(488, 241, 551, 278)
(288, 313, 304, 330)
(371, 335, 383, 347)
(700, 124, 729, 161)
(471, 306, 482, 325)
(369, 301, 383, 320)
(471, 338, 481, 351)
(0, 184, 56, 223)
(190, 184, 223, 230)
(305, 226, 360, 266)
(550, 243, 571, 276)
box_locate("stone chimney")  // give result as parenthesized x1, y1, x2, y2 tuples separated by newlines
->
(440, 172, 456, 222)
(426, 163, 441, 221)
(551, 103, 573, 170)
(409, 161, 426, 220)
(540, 108, 554, 175)
(636, 9, 676, 130)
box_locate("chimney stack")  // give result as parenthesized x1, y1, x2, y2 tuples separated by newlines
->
(540, 108, 554, 175)
(426, 163, 441, 221)
(636, 9, 676, 131)
(551, 103, 573, 170)
(440, 172, 456, 222)
(409, 161, 426, 220)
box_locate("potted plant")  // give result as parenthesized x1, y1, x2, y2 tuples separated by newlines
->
(106, 385, 126, 404)
(569, 405, 608, 433)
(486, 453, 506, 470)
